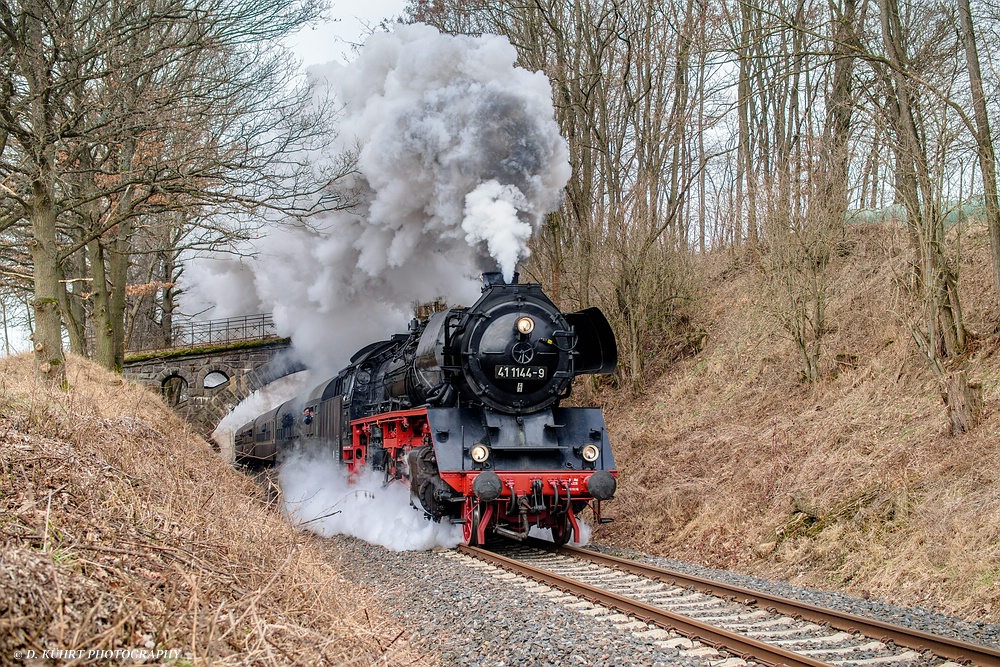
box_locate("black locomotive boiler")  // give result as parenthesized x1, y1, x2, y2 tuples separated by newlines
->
(234, 273, 618, 545)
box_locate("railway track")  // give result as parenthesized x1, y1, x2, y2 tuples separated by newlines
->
(454, 540, 1000, 667)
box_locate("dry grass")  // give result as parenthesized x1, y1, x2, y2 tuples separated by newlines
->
(0, 354, 429, 665)
(595, 220, 1000, 621)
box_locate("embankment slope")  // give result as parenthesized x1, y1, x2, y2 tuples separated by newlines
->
(600, 221, 1000, 621)
(0, 354, 425, 665)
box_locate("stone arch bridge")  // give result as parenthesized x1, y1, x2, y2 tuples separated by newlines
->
(122, 314, 305, 434)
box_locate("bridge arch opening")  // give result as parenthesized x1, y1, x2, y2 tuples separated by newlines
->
(203, 371, 230, 389)
(162, 374, 189, 407)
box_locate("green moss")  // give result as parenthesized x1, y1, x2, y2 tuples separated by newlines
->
(124, 337, 290, 364)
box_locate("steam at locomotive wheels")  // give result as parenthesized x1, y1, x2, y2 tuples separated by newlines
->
(234, 273, 618, 546)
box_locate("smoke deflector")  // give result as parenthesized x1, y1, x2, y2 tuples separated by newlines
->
(566, 308, 618, 375)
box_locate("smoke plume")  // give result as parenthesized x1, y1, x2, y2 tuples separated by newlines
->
(181, 23, 570, 374)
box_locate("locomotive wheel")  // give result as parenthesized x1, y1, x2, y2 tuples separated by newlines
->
(462, 500, 481, 546)
(551, 512, 573, 546)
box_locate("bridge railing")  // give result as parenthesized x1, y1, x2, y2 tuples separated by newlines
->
(128, 314, 278, 352)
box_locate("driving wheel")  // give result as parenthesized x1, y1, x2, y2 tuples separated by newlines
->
(462, 499, 482, 546)
(551, 512, 573, 546)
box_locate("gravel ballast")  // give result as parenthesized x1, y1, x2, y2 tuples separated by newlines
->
(587, 543, 1000, 650)
(326, 535, 1000, 666)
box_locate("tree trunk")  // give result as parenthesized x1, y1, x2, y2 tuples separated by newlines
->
(820, 0, 856, 232)
(957, 0, 1000, 293)
(28, 185, 66, 386)
(878, 0, 966, 359)
(56, 253, 88, 357)
(109, 227, 131, 372)
(161, 248, 178, 349)
(19, 6, 65, 385)
(87, 239, 116, 370)
(943, 371, 983, 435)
(737, 0, 758, 247)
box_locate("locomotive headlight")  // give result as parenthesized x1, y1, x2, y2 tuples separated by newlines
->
(515, 316, 535, 335)
(470, 444, 491, 463)
(581, 444, 601, 462)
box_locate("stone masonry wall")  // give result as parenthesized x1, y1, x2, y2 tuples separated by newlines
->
(123, 339, 296, 437)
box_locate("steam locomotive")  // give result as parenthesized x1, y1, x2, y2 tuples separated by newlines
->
(233, 273, 618, 545)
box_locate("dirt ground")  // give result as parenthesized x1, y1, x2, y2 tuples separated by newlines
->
(592, 221, 1000, 621)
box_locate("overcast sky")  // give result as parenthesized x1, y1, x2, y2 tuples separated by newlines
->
(286, 0, 410, 67)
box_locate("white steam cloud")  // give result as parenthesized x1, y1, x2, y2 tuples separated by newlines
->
(280, 447, 593, 550)
(180, 23, 571, 374)
(280, 450, 464, 551)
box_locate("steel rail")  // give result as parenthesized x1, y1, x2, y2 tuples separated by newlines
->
(458, 544, 834, 667)
(552, 542, 1000, 667)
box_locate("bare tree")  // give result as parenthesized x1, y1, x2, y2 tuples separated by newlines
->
(408, 0, 1000, 405)
(0, 3, 67, 382)
(958, 0, 1000, 293)
(0, 227, 33, 355)
(876, 0, 965, 350)
(733, 0, 764, 249)
(869, 0, 982, 432)
(741, 0, 854, 383)
(0, 0, 351, 378)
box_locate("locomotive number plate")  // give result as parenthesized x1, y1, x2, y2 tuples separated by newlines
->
(494, 365, 546, 380)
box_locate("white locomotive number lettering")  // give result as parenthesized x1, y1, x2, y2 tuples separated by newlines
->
(494, 365, 546, 380)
